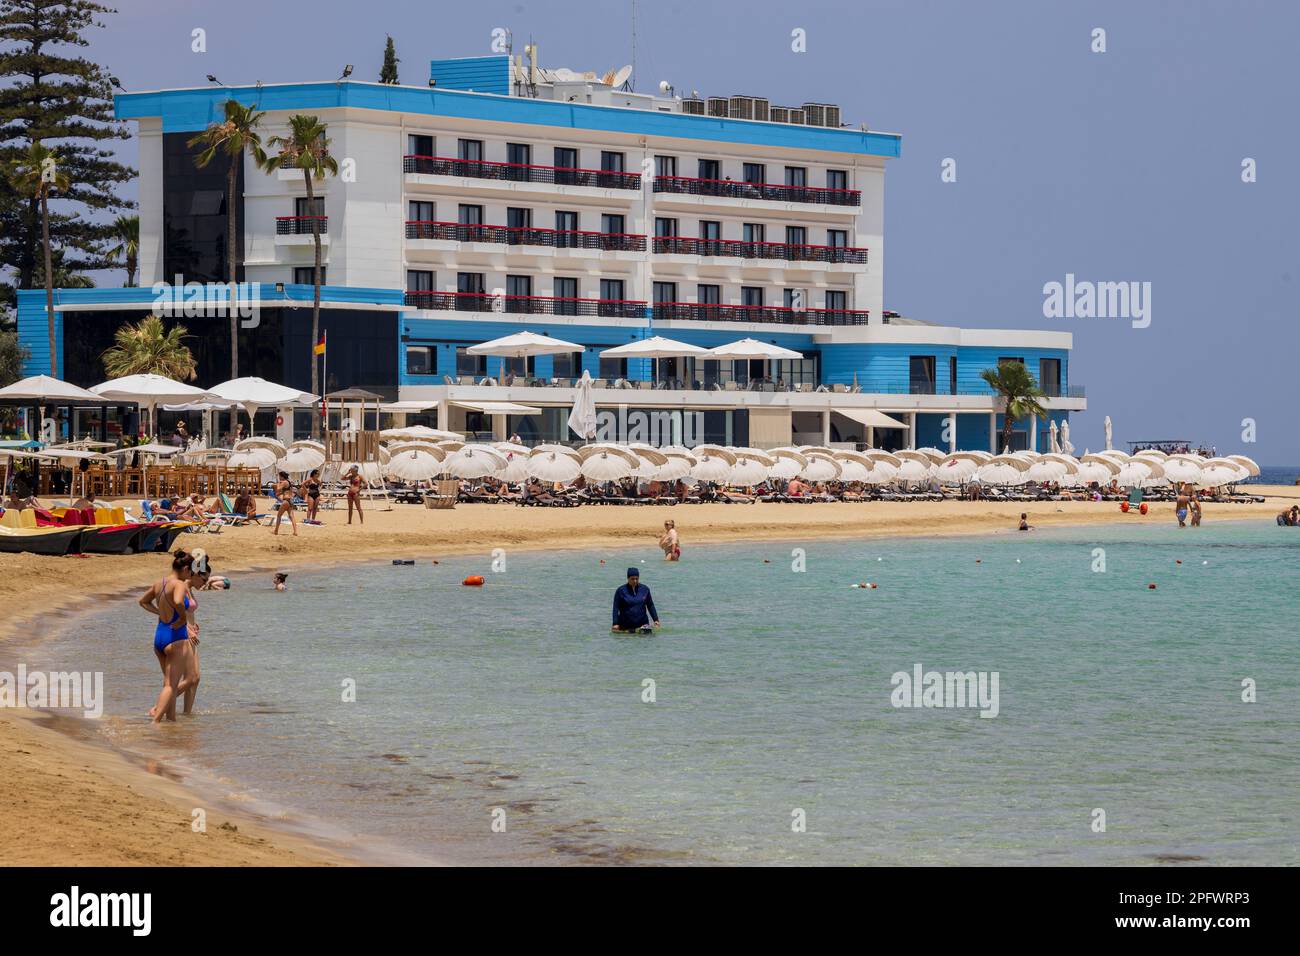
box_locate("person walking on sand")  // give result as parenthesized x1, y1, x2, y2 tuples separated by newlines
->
(138, 548, 200, 722)
(659, 519, 681, 561)
(304, 469, 322, 522)
(271, 471, 298, 536)
(346, 465, 364, 525)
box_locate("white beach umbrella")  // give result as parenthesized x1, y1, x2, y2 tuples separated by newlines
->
(526, 449, 582, 483)
(800, 454, 841, 482)
(289, 439, 325, 452)
(281, 445, 326, 475)
(862, 460, 899, 484)
(581, 447, 639, 482)
(600, 336, 708, 360)
(897, 449, 937, 472)
(1196, 464, 1244, 487)
(977, 462, 1030, 486)
(653, 452, 696, 482)
(442, 445, 508, 479)
(1159, 458, 1203, 485)
(937, 456, 979, 483)
(380, 425, 464, 441)
(766, 449, 808, 479)
(704, 338, 804, 360)
(90, 373, 216, 438)
(208, 376, 316, 433)
(234, 436, 287, 459)
(1226, 455, 1260, 477)
(690, 453, 735, 483)
(497, 451, 531, 483)
(567, 369, 598, 441)
(863, 450, 904, 469)
(226, 448, 277, 471)
(836, 459, 873, 482)
(1073, 461, 1116, 485)
(468, 330, 585, 358)
(1081, 453, 1122, 474)
(728, 457, 770, 486)
(1115, 460, 1162, 487)
(494, 441, 532, 456)
(341, 461, 384, 483)
(1025, 459, 1069, 483)
(895, 458, 933, 483)
(0, 374, 101, 403)
(385, 449, 445, 482)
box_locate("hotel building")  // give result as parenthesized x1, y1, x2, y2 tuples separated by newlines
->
(18, 50, 1083, 449)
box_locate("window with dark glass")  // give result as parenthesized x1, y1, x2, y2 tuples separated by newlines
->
(600, 151, 625, 172)
(827, 229, 848, 248)
(743, 163, 766, 184)
(741, 286, 764, 307)
(554, 146, 578, 170)
(950, 356, 958, 394)
(697, 284, 721, 305)
(998, 356, 1025, 368)
(455, 347, 486, 377)
(408, 200, 434, 222)
(783, 288, 806, 310)
(698, 158, 721, 180)
(1039, 358, 1061, 395)
(785, 225, 807, 246)
(502, 355, 534, 378)
(910, 356, 937, 394)
(506, 275, 532, 300)
(700, 220, 721, 241)
(600, 278, 625, 301)
(405, 346, 435, 375)
(507, 142, 531, 166)
(825, 290, 847, 311)
(653, 282, 677, 304)
(553, 277, 578, 315)
(458, 204, 484, 225)
(162, 131, 243, 283)
(295, 196, 324, 218)
(655, 217, 678, 237)
(654, 155, 677, 177)
(457, 139, 483, 162)
(784, 166, 807, 187)
(293, 267, 325, 284)
(457, 272, 485, 295)
(407, 133, 433, 156)
(827, 169, 848, 191)
(506, 207, 531, 229)
(555, 210, 578, 247)
(743, 222, 765, 244)
(406, 270, 434, 291)
(601, 213, 625, 234)
(599, 355, 627, 379)
(551, 352, 580, 378)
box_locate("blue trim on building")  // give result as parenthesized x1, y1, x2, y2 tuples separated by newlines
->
(430, 56, 511, 96)
(114, 82, 901, 157)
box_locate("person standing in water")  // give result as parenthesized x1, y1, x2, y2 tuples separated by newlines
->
(659, 519, 681, 560)
(183, 553, 214, 715)
(346, 465, 364, 525)
(271, 471, 298, 536)
(1175, 483, 1191, 528)
(612, 568, 661, 632)
(138, 548, 199, 722)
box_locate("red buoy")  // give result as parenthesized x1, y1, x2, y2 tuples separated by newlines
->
(1139, 502, 1149, 515)
(1120, 501, 1130, 513)
(463, 575, 485, 587)
(1148, 583, 1157, 590)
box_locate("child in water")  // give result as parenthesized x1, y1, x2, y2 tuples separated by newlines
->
(273, 572, 288, 591)
(1018, 513, 1032, 531)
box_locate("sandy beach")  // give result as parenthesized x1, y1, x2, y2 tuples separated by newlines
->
(3, 486, 1297, 866)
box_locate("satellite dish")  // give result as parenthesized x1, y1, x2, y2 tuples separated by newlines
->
(658, 80, 672, 94)
(610, 64, 633, 88)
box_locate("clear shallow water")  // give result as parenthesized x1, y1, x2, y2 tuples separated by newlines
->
(20, 520, 1300, 865)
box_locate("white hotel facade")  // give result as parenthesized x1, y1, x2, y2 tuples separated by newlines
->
(21, 51, 1083, 449)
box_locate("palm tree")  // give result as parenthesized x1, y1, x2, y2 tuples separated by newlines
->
(8, 142, 71, 378)
(107, 214, 140, 287)
(102, 315, 197, 381)
(980, 362, 1048, 454)
(259, 115, 337, 435)
(189, 100, 267, 379)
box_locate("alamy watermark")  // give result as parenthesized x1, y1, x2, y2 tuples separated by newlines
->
(151, 275, 261, 329)
(1042, 273, 1151, 328)
(593, 405, 706, 446)
(0, 664, 103, 718)
(890, 663, 1000, 718)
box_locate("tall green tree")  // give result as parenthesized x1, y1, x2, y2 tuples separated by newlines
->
(259, 115, 336, 433)
(379, 35, 399, 84)
(106, 212, 138, 286)
(101, 314, 196, 380)
(980, 362, 1048, 454)
(0, 327, 29, 385)
(188, 99, 265, 378)
(8, 140, 69, 376)
(0, 1, 135, 295)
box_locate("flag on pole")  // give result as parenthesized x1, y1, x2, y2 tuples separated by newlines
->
(314, 331, 327, 355)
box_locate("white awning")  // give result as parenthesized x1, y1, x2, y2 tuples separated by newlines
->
(833, 408, 910, 429)
(451, 400, 543, 415)
(381, 401, 439, 412)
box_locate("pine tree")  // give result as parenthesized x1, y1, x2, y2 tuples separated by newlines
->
(0, 0, 136, 299)
(379, 35, 400, 84)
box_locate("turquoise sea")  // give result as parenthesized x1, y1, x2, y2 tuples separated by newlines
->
(16, 520, 1300, 865)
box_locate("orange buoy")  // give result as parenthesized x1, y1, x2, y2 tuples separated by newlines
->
(1148, 583, 1157, 590)
(463, 575, 485, 587)
(1139, 502, 1149, 515)
(1120, 501, 1130, 513)
(870, 583, 878, 589)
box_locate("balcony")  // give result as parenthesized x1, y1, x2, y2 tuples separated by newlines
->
(404, 221, 646, 252)
(276, 216, 328, 235)
(653, 302, 868, 326)
(653, 236, 867, 264)
(404, 291, 646, 319)
(653, 175, 860, 207)
(403, 155, 640, 190)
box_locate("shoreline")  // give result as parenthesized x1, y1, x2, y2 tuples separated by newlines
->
(3, 489, 1297, 867)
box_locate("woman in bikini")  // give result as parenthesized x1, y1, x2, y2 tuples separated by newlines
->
(346, 465, 364, 525)
(304, 469, 322, 521)
(271, 471, 298, 536)
(659, 519, 681, 561)
(138, 548, 200, 723)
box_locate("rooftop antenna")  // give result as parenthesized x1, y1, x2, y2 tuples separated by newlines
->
(630, 0, 637, 91)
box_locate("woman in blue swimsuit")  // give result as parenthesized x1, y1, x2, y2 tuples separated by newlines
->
(139, 548, 200, 722)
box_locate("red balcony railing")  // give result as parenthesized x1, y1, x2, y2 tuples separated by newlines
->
(405, 221, 646, 251)
(652, 302, 868, 326)
(653, 175, 860, 206)
(276, 215, 327, 235)
(403, 155, 640, 190)
(653, 235, 867, 264)
(405, 291, 646, 319)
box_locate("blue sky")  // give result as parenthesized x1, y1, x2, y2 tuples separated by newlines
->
(90, 0, 1300, 460)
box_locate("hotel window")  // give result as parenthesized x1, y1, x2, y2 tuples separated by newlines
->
(295, 196, 324, 218)
(506, 207, 531, 230)
(1039, 358, 1061, 396)
(785, 225, 807, 246)
(743, 222, 766, 244)
(827, 169, 848, 191)
(600, 151, 625, 172)
(743, 162, 766, 184)
(698, 158, 721, 180)
(553, 277, 578, 315)
(555, 210, 579, 247)
(950, 356, 958, 395)
(408, 200, 434, 222)
(506, 142, 531, 166)
(551, 352, 581, 379)
(654, 155, 677, 177)
(455, 347, 486, 378)
(406, 270, 434, 291)
(457, 272, 485, 295)
(599, 355, 627, 379)
(502, 355, 534, 378)
(601, 213, 626, 234)
(700, 220, 722, 241)
(783, 288, 806, 311)
(293, 266, 325, 284)
(909, 356, 937, 394)
(697, 284, 721, 305)
(407, 133, 433, 157)
(773, 355, 816, 388)
(825, 290, 847, 312)
(458, 204, 484, 225)
(506, 274, 533, 301)
(653, 282, 678, 304)
(457, 139, 483, 162)
(599, 278, 625, 301)
(741, 286, 764, 308)
(554, 147, 578, 185)
(405, 346, 435, 375)
(827, 229, 848, 248)
(655, 217, 678, 237)
(784, 166, 807, 187)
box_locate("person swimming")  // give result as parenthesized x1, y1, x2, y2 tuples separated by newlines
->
(273, 572, 288, 591)
(612, 568, 660, 632)
(1018, 513, 1030, 531)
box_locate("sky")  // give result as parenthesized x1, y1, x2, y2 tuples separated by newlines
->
(70, 0, 1300, 461)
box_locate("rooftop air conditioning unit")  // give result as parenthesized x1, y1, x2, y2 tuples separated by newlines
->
(768, 106, 791, 124)
(707, 96, 729, 117)
(681, 97, 705, 115)
(728, 95, 756, 120)
(802, 102, 836, 127)
(752, 97, 770, 122)
(780, 106, 805, 125)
